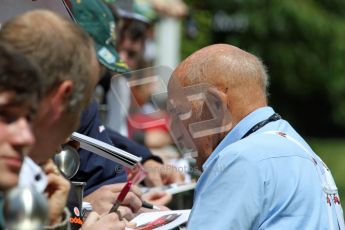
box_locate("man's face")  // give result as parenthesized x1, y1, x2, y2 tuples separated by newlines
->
(0, 91, 35, 191)
(167, 75, 232, 170)
(31, 97, 82, 164)
(118, 37, 144, 70)
(167, 78, 213, 170)
(30, 51, 100, 164)
(168, 103, 211, 170)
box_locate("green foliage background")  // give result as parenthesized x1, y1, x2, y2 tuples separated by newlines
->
(309, 139, 345, 202)
(181, 0, 345, 137)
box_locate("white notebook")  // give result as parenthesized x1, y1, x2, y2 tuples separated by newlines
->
(71, 132, 142, 168)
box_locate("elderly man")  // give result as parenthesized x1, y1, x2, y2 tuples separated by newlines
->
(0, 10, 126, 230)
(168, 44, 345, 229)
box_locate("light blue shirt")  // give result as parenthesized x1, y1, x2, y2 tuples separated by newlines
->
(188, 106, 343, 229)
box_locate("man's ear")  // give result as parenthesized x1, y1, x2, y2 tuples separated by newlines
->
(206, 87, 228, 112)
(50, 80, 73, 116)
(205, 87, 232, 129)
(188, 87, 232, 139)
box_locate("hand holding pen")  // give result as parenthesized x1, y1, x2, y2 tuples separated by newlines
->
(109, 181, 133, 215)
(108, 180, 160, 217)
(83, 182, 142, 216)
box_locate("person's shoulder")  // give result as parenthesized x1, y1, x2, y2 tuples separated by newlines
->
(81, 100, 99, 121)
(77, 99, 100, 132)
(218, 130, 309, 163)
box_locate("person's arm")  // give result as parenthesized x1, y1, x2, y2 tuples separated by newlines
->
(73, 100, 127, 196)
(106, 127, 158, 163)
(107, 128, 184, 187)
(188, 153, 263, 229)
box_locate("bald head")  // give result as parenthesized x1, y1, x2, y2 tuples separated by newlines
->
(168, 44, 269, 169)
(172, 44, 268, 122)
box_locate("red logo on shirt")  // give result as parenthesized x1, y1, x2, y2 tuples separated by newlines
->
(277, 132, 286, 137)
(70, 217, 83, 225)
(334, 195, 340, 205)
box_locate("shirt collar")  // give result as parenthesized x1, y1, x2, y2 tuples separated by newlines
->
(18, 157, 48, 193)
(202, 106, 275, 170)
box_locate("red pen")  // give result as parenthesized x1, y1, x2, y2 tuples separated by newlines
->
(109, 181, 132, 214)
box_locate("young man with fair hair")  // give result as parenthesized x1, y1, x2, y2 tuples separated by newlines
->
(0, 10, 125, 230)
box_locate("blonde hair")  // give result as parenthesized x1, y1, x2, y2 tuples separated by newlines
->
(0, 10, 94, 112)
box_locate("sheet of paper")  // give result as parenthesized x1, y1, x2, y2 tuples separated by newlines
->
(141, 182, 196, 195)
(127, 210, 190, 230)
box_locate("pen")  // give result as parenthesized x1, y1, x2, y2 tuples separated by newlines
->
(109, 181, 132, 214)
(142, 200, 160, 210)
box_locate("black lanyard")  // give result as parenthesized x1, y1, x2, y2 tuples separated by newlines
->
(241, 113, 281, 139)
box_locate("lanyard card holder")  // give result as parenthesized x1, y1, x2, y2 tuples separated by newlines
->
(264, 131, 345, 230)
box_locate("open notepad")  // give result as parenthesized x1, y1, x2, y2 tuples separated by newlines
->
(71, 132, 141, 168)
(127, 210, 190, 230)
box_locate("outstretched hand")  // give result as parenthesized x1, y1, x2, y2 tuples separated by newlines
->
(143, 160, 184, 187)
